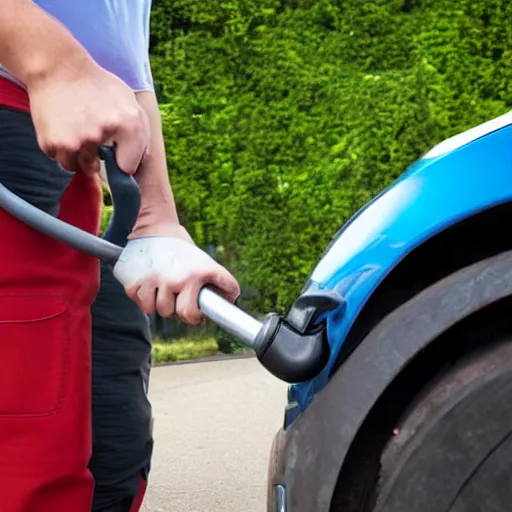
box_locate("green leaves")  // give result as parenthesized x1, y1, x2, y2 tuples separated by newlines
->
(150, 0, 512, 313)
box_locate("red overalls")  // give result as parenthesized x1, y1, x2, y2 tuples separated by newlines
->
(0, 77, 101, 511)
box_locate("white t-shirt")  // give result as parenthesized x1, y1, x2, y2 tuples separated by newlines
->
(1, 0, 154, 92)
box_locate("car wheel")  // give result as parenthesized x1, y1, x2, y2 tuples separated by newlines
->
(372, 338, 512, 512)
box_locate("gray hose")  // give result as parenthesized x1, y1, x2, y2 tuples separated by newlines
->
(0, 182, 122, 263)
(0, 146, 135, 263)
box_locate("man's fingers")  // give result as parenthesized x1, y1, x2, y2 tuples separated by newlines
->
(112, 108, 150, 174)
(175, 281, 205, 326)
(127, 280, 157, 315)
(210, 269, 241, 304)
(55, 148, 79, 173)
(173, 268, 239, 324)
(155, 283, 177, 318)
(77, 143, 101, 175)
(37, 109, 150, 176)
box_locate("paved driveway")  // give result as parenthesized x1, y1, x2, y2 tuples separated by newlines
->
(141, 357, 288, 512)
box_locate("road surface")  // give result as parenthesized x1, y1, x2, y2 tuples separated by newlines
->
(141, 356, 288, 512)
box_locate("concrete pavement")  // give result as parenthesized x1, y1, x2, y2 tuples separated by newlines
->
(141, 357, 288, 512)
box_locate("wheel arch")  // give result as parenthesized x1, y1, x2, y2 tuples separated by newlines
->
(282, 248, 512, 512)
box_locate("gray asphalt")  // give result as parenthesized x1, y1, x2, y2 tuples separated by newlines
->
(141, 357, 288, 512)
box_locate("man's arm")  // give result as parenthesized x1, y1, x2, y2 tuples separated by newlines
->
(124, 90, 240, 323)
(0, 0, 92, 86)
(0, 0, 149, 175)
(131, 91, 191, 240)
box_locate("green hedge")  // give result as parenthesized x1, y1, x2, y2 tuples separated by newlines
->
(146, 0, 512, 314)
(152, 337, 219, 363)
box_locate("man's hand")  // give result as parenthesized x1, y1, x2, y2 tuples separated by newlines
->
(113, 234, 241, 325)
(28, 63, 149, 176)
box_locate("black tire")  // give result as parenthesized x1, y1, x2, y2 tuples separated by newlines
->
(373, 338, 512, 512)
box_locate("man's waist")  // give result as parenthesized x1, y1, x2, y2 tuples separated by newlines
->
(0, 75, 30, 112)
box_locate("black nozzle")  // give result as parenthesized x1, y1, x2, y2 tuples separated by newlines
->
(253, 291, 345, 383)
(254, 314, 329, 383)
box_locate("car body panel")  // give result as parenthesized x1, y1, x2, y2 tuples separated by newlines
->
(288, 116, 512, 414)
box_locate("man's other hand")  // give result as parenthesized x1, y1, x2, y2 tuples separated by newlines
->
(113, 234, 241, 326)
(27, 61, 150, 176)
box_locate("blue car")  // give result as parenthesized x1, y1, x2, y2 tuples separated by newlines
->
(267, 111, 512, 512)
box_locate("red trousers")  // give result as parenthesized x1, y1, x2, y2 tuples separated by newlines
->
(0, 79, 101, 511)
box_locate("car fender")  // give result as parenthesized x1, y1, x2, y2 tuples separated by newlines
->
(291, 119, 512, 408)
(281, 250, 512, 512)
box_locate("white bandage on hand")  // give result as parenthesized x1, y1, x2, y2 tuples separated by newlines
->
(113, 236, 240, 324)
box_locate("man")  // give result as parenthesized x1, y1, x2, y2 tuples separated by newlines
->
(0, 1, 240, 511)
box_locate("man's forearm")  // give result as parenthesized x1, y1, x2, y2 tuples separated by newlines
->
(131, 91, 190, 239)
(0, 0, 93, 87)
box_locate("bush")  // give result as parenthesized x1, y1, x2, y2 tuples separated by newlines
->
(100, 204, 113, 236)
(215, 329, 251, 354)
(152, 337, 219, 363)
(148, 0, 512, 314)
